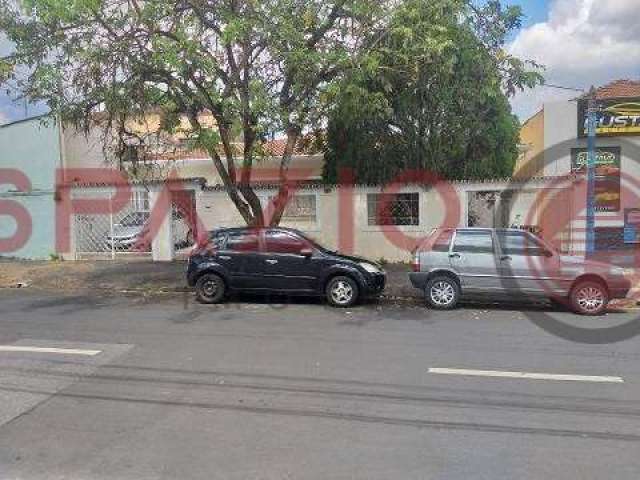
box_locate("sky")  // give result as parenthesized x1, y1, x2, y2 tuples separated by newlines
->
(508, 0, 640, 120)
(0, 0, 639, 125)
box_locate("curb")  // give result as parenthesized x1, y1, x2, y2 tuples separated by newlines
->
(3, 284, 639, 313)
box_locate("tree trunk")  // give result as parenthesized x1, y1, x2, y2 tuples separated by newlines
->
(269, 127, 300, 226)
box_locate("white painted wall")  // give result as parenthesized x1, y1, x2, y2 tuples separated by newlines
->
(196, 183, 505, 262)
(543, 101, 578, 177)
(62, 127, 114, 170)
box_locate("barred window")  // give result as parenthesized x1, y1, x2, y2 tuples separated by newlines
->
(367, 193, 419, 226)
(263, 194, 317, 222)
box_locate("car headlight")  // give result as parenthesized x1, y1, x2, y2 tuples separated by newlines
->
(359, 262, 381, 274)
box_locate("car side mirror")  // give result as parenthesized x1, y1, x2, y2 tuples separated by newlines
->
(543, 249, 553, 258)
(300, 248, 313, 257)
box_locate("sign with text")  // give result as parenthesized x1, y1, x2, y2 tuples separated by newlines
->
(578, 97, 640, 137)
(570, 146, 621, 212)
(624, 208, 640, 244)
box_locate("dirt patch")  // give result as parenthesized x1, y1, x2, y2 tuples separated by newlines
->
(0, 260, 97, 291)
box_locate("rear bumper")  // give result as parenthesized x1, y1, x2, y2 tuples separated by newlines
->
(409, 272, 429, 290)
(106, 237, 139, 249)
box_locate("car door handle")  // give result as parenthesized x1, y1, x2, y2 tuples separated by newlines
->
(219, 255, 231, 260)
(449, 253, 460, 259)
(266, 259, 278, 265)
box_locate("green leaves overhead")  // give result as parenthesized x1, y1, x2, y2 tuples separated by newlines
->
(324, 0, 543, 184)
(0, 0, 542, 224)
(1, 0, 383, 135)
(0, 0, 388, 225)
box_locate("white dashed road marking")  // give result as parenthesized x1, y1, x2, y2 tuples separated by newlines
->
(0, 346, 102, 356)
(428, 367, 624, 383)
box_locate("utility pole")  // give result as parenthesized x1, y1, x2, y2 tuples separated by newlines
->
(585, 86, 598, 256)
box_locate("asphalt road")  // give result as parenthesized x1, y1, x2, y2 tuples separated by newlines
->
(1, 290, 639, 479)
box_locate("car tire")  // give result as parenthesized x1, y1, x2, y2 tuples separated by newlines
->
(326, 276, 359, 308)
(195, 273, 226, 304)
(425, 276, 460, 310)
(570, 280, 608, 316)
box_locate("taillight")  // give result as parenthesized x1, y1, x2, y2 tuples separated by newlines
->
(412, 254, 420, 272)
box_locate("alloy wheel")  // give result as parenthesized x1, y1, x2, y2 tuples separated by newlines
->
(330, 280, 354, 305)
(575, 286, 605, 314)
(430, 281, 455, 307)
(201, 279, 218, 299)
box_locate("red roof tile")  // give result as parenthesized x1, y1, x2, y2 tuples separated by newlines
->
(138, 135, 322, 162)
(593, 79, 640, 100)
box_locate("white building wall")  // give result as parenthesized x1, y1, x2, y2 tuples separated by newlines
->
(62, 127, 113, 169)
(196, 183, 501, 263)
(543, 101, 577, 177)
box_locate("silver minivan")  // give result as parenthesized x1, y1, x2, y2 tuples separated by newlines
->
(409, 228, 631, 315)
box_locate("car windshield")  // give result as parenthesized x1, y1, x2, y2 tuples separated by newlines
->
(524, 231, 557, 255)
(534, 233, 557, 254)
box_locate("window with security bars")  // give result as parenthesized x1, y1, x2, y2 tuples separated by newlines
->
(367, 193, 419, 226)
(262, 194, 317, 222)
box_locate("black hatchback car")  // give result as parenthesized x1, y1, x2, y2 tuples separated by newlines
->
(187, 227, 386, 307)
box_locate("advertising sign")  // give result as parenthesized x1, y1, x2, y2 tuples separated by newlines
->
(578, 97, 640, 137)
(624, 208, 640, 244)
(570, 147, 621, 212)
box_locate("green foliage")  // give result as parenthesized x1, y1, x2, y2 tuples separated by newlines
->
(0, 0, 385, 225)
(0, 58, 12, 82)
(0, 0, 542, 222)
(324, 0, 543, 184)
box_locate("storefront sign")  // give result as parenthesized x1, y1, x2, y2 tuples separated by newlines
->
(578, 97, 640, 137)
(570, 147, 621, 212)
(624, 208, 640, 244)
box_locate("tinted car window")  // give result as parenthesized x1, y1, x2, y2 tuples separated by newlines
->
(226, 232, 260, 252)
(265, 231, 307, 254)
(431, 229, 454, 252)
(497, 232, 548, 256)
(208, 232, 227, 249)
(453, 230, 494, 254)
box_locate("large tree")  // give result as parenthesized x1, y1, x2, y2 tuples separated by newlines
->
(323, 0, 542, 184)
(0, 0, 385, 226)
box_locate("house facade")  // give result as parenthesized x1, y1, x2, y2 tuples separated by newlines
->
(0, 114, 561, 262)
(8, 80, 639, 263)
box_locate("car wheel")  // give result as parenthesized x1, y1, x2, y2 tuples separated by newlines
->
(195, 273, 226, 304)
(570, 280, 608, 316)
(425, 276, 460, 310)
(326, 276, 359, 308)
